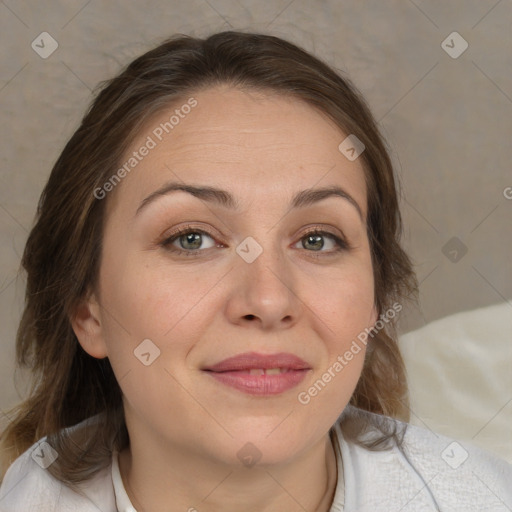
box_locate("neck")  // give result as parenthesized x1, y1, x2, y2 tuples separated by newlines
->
(119, 431, 339, 512)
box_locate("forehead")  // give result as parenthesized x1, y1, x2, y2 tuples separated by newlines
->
(108, 86, 368, 218)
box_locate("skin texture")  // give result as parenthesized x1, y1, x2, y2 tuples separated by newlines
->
(72, 86, 378, 512)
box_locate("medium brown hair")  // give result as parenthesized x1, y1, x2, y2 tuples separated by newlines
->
(0, 31, 417, 491)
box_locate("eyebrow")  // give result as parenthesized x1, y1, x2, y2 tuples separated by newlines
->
(135, 181, 364, 220)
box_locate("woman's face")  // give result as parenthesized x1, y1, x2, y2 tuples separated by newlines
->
(75, 86, 377, 466)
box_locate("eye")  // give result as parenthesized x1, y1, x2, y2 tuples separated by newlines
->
(160, 225, 349, 258)
(160, 226, 218, 256)
(294, 229, 349, 255)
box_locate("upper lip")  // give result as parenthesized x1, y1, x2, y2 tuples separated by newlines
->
(202, 352, 311, 372)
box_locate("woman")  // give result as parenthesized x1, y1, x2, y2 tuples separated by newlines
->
(0, 31, 510, 511)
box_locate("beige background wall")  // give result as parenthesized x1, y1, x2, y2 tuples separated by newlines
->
(1, 0, 510, 436)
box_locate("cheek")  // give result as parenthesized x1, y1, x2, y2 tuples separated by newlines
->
(302, 255, 375, 397)
(96, 252, 226, 391)
(294, 266, 374, 422)
(96, 255, 211, 416)
(307, 256, 376, 335)
(100, 250, 217, 338)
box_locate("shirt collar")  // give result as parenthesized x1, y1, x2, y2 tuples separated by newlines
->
(111, 449, 137, 512)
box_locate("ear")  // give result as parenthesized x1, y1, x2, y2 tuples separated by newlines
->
(70, 293, 108, 359)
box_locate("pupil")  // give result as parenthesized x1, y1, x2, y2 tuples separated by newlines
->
(305, 234, 323, 251)
(182, 233, 201, 250)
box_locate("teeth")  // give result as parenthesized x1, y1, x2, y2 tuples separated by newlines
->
(248, 368, 285, 375)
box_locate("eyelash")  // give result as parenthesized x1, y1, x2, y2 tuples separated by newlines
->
(160, 224, 350, 258)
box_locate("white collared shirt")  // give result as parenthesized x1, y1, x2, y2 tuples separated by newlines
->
(1, 406, 511, 511)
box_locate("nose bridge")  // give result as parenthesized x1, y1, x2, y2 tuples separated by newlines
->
(230, 229, 300, 326)
(237, 231, 289, 291)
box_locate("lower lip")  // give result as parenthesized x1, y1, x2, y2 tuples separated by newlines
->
(204, 370, 309, 396)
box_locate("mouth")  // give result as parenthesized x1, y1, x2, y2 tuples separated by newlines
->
(202, 352, 311, 396)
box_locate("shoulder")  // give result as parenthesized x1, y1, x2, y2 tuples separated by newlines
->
(400, 419, 512, 508)
(0, 417, 116, 512)
(336, 406, 512, 511)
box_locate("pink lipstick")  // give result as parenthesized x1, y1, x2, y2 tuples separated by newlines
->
(202, 352, 311, 396)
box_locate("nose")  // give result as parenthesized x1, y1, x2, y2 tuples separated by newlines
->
(224, 239, 302, 331)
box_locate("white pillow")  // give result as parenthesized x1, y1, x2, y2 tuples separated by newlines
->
(399, 302, 512, 463)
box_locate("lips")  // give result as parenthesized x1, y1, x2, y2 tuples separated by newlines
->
(202, 352, 311, 396)
(203, 352, 311, 372)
